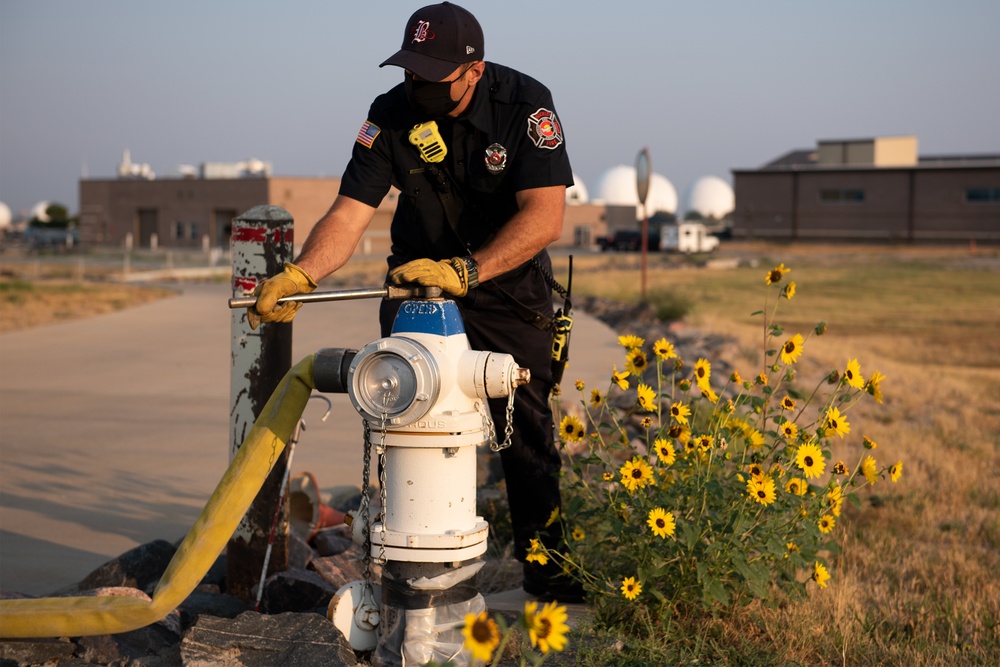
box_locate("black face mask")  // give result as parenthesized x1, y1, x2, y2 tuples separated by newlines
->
(404, 65, 472, 119)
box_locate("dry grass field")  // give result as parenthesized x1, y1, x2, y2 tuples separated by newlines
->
(2, 243, 998, 664)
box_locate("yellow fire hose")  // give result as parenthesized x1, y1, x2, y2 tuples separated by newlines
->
(0, 355, 317, 639)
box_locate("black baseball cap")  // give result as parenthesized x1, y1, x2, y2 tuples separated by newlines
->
(380, 2, 484, 81)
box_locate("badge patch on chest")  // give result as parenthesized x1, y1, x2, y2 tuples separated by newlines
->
(484, 143, 507, 173)
(526, 108, 563, 150)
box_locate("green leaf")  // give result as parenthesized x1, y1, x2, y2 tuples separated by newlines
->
(683, 522, 700, 552)
(702, 574, 730, 605)
(750, 310, 765, 316)
(847, 492, 862, 508)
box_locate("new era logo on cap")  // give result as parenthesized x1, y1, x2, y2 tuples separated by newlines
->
(380, 2, 484, 81)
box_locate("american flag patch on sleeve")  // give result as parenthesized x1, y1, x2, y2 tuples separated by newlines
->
(356, 120, 380, 148)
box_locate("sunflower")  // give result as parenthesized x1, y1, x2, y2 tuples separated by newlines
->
(747, 462, 766, 479)
(765, 262, 791, 285)
(866, 370, 886, 404)
(640, 416, 653, 428)
(611, 365, 630, 390)
(827, 483, 844, 516)
(862, 455, 878, 485)
(653, 438, 676, 466)
(781, 395, 797, 410)
(844, 358, 864, 389)
(620, 456, 655, 492)
(670, 401, 691, 425)
(796, 442, 826, 479)
(653, 337, 676, 360)
(757, 371, 769, 386)
(890, 460, 903, 482)
(526, 538, 549, 566)
(785, 477, 808, 496)
(780, 421, 799, 441)
(818, 514, 836, 534)
(626, 348, 649, 376)
(747, 428, 765, 448)
(644, 507, 676, 539)
(695, 434, 714, 452)
(730, 369, 744, 384)
(862, 435, 878, 449)
(781, 333, 805, 365)
(602, 472, 614, 482)
(620, 576, 642, 601)
(589, 389, 604, 409)
(559, 415, 585, 443)
(524, 600, 570, 654)
(636, 383, 656, 411)
(617, 334, 645, 350)
(462, 610, 500, 663)
(694, 358, 711, 389)
(832, 460, 848, 475)
(747, 476, 777, 505)
(782, 281, 797, 299)
(545, 507, 560, 528)
(574, 379, 585, 392)
(701, 386, 720, 404)
(572, 526, 585, 541)
(813, 561, 831, 588)
(824, 407, 851, 438)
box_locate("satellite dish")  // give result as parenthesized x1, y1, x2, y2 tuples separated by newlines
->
(635, 148, 651, 206)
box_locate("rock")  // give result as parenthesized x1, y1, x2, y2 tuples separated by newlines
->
(289, 529, 314, 570)
(74, 620, 179, 665)
(312, 527, 353, 558)
(178, 590, 252, 627)
(262, 568, 337, 614)
(179, 611, 360, 666)
(0, 638, 75, 665)
(78, 539, 176, 595)
(310, 548, 370, 591)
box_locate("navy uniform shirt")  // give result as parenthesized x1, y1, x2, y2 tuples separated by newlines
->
(340, 62, 573, 293)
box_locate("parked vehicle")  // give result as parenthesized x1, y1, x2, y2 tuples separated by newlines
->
(597, 229, 661, 252)
(660, 222, 720, 253)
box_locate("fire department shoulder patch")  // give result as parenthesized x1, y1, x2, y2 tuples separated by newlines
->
(526, 108, 563, 150)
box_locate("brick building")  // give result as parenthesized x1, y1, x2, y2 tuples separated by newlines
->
(732, 136, 1000, 242)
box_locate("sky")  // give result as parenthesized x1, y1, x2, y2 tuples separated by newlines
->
(1, 0, 998, 218)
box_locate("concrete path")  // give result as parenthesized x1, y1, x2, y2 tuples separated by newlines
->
(0, 282, 622, 595)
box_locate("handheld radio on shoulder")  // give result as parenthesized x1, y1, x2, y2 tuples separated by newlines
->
(408, 121, 448, 163)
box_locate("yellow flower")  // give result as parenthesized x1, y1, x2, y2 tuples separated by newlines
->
(695, 434, 714, 452)
(572, 526, 585, 541)
(781, 395, 796, 410)
(525, 600, 570, 654)
(866, 370, 886, 404)
(653, 337, 677, 360)
(813, 561, 831, 589)
(647, 507, 676, 538)
(765, 262, 791, 285)
(626, 348, 649, 376)
(559, 415, 585, 443)
(620, 576, 642, 600)
(827, 483, 844, 517)
(701, 386, 719, 404)
(653, 438, 676, 466)
(620, 456, 655, 492)
(890, 460, 903, 482)
(862, 455, 878, 485)
(796, 442, 826, 479)
(545, 507, 560, 528)
(589, 388, 604, 409)
(825, 407, 851, 438)
(818, 514, 836, 534)
(757, 371, 769, 386)
(832, 460, 848, 475)
(636, 383, 656, 411)
(640, 416, 653, 428)
(694, 358, 711, 389)
(785, 477, 808, 496)
(780, 420, 799, 441)
(618, 334, 645, 349)
(782, 281, 796, 299)
(526, 538, 549, 566)
(730, 369, 743, 384)
(574, 379, 585, 392)
(863, 435, 878, 449)
(670, 401, 691, 425)
(462, 610, 500, 663)
(747, 462, 766, 479)
(844, 359, 864, 389)
(611, 365, 630, 390)
(747, 475, 777, 505)
(602, 471, 614, 481)
(781, 333, 804, 365)
(747, 428, 765, 449)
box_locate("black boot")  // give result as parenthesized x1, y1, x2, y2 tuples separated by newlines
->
(522, 560, 585, 604)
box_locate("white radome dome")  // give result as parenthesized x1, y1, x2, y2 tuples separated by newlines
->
(566, 173, 589, 204)
(30, 201, 51, 223)
(0, 202, 12, 230)
(596, 165, 677, 219)
(685, 176, 734, 219)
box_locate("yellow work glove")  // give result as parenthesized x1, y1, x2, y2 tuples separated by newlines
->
(388, 258, 469, 297)
(246, 262, 318, 329)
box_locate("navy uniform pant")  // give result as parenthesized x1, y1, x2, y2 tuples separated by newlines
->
(379, 279, 562, 561)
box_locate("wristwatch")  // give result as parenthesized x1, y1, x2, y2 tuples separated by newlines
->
(461, 255, 480, 289)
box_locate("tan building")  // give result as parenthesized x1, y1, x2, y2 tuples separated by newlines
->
(732, 136, 1000, 242)
(79, 173, 606, 254)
